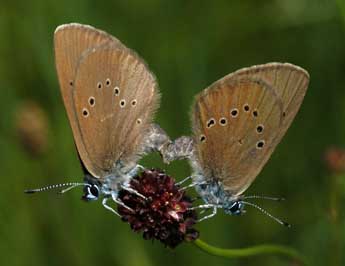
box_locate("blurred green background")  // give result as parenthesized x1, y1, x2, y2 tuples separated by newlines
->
(1, 0, 345, 265)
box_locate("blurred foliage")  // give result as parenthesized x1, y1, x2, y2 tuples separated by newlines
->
(0, 0, 345, 265)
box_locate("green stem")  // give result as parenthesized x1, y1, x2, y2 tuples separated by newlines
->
(193, 239, 309, 265)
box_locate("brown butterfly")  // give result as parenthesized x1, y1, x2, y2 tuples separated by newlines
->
(25, 23, 170, 215)
(162, 63, 309, 225)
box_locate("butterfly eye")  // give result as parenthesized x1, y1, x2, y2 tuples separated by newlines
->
(229, 202, 240, 212)
(82, 185, 99, 201)
(90, 185, 99, 197)
(225, 201, 243, 215)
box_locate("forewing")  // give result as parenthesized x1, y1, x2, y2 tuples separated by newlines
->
(192, 63, 309, 196)
(73, 43, 160, 176)
(54, 23, 125, 177)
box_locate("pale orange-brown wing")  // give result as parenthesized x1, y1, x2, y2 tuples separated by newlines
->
(54, 23, 126, 177)
(73, 43, 160, 177)
(192, 63, 309, 196)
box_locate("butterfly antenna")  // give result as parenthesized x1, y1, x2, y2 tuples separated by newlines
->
(243, 195, 285, 201)
(24, 182, 87, 194)
(241, 200, 291, 227)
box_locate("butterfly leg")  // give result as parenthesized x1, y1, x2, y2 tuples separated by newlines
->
(135, 164, 145, 171)
(123, 164, 150, 184)
(120, 184, 147, 200)
(126, 165, 144, 179)
(176, 176, 192, 186)
(111, 194, 134, 212)
(102, 197, 120, 216)
(188, 203, 214, 210)
(179, 181, 207, 191)
(197, 206, 218, 222)
(187, 204, 217, 221)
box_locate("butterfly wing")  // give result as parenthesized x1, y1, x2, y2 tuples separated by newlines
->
(73, 42, 160, 177)
(192, 63, 309, 196)
(54, 23, 127, 177)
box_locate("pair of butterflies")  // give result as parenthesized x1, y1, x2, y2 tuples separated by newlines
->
(27, 23, 309, 225)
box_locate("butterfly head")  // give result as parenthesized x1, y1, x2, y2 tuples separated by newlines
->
(223, 200, 245, 215)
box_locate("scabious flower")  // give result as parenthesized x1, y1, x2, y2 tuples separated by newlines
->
(118, 169, 199, 248)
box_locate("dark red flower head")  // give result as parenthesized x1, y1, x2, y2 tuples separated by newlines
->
(118, 169, 199, 248)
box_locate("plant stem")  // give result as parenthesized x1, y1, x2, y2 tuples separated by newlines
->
(193, 238, 308, 265)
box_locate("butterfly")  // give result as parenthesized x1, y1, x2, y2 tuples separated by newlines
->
(161, 63, 309, 225)
(25, 23, 170, 215)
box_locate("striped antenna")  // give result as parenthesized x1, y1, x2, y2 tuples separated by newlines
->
(242, 200, 291, 227)
(243, 195, 285, 201)
(24, 182, 87, 194)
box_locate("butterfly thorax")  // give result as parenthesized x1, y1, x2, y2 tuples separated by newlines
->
(195, 178, 244, 215)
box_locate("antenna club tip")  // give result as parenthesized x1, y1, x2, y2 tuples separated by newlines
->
(24, 189, 36, 194)
(283, 221, 291, 228)
(279, 197, 286, 201)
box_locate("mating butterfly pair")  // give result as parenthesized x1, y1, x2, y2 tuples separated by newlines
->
(26, 24, 309, 226)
